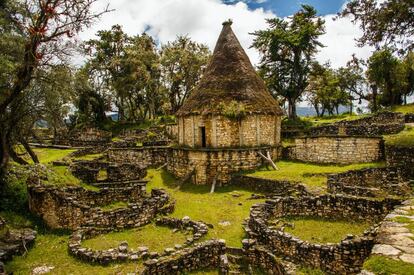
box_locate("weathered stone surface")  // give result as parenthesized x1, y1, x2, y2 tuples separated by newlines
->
(28, 179, 173, 230)
(327, 166, 412, 198)
(371, 244, 401, 256)
(247, 195, 400, 274)
(367, 199, 414, 267)
(286, 136, 383, 164)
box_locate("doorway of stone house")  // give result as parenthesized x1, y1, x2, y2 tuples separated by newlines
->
(200, 126, 206, 148)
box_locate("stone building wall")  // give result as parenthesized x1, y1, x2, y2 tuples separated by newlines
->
(55, 128, 112, 146)
(142, 240, 226, 275)
(230, 175, 310, 197)
(178, 114, 281, 148)
(70, 161, 147, 183)
(167, 147, 280, 185)
(165, 124, 178, 141)
(327, 167, 413, 197)
(287, 136, 383, 164)
(385, 145, 414, 169)
(309, 111, 405, 137)
(108, 146, 282, 185)
(108, 147, 170, 168)
(247, 195, 401, 274)
(28, 181, 173, 230)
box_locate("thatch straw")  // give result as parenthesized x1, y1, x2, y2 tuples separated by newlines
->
(176, 21, 283, 117)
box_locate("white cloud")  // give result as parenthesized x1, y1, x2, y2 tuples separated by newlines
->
(78, 0, 373, 69)
(79, 0, 274, 65)
(316, 15, 374, 68)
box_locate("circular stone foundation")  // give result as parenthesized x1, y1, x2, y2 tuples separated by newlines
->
(68, 217, 208, 265)
(247, 195, 401, 274)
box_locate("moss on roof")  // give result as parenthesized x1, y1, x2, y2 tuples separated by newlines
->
(176, 21, 283, 117)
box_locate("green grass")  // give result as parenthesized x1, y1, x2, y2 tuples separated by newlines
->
(44, 166, 81, 186)
(384, 126, 414, 147)
(100, 201, 128, 211)
(246, 161, 383, 192)
(146, 169, 263, 247)
(83, 223, 190, 253)
(5, 231, 144, 274)
(301, 113, 363, 126)
(14, 147, 75, 164)
(281, 216, 373, 244)
(74, 153, 104, 161)
(297, 266, 325, 275)
(363, 255, 414, 275)
(5, 169, 263, 274)
(32, 148, 76, 163)
(391, 103, 414, 114)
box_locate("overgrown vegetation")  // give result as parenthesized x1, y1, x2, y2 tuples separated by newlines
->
(384, 126, 414, 147)
(363, 255, 414, 275)
(280, 216, 373, 244)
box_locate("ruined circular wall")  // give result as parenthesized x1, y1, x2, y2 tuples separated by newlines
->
(247, 195, 401, 274)
(177, 114, 281, 148)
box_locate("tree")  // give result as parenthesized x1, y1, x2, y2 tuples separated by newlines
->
(120, 34, 163, 120)
(367, 48, 402, 107)
(160, 36, 210, 114)
(83, 24, 128, 121)
(400, 51, 414, 104)
(336, 55, 370, 113)
(251, 5, 325, 118)
(341, 0, 414, 51)
(72, 68, 108, 127)
(0, 0, 108, 177)
(307, 62, 351, 116)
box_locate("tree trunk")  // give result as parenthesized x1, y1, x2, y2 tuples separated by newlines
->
(9, 146, 28, 165)
(21, 139, 39, 163)
(287, 98, 297, 119)
(371, 85, 378, 112)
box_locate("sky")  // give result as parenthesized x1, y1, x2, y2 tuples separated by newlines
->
(78, 0, 374, 69)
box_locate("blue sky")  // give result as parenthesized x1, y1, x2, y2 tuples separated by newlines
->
(223, 0, 347, 17)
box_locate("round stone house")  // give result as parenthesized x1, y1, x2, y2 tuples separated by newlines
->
(168, 21, 283, 185)
(175, 21, 283, 149)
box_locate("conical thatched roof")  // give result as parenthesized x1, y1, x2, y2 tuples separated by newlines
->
(176, 20, 283, 117)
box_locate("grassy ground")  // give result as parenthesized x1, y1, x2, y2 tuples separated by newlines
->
(391, 103, 414, 114)
(301, 113, 363, 126)
(146, 169, 262, 247)
(280, 216, 373, 244)
(32, 148, 76, 163)
(384, 126, 414, 147)
(73, 153, 104, 161)
(4, 169, 263, 274)
(363, 255, 414, 275)
(246, 161, 383, 193)
(83, 223, 190, 253)
(100, 201, 128, 211)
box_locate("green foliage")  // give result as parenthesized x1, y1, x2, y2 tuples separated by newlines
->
(384, 126, 414, 147)
(219, 101, 247, 120)
(251, 5, 325, 118)
(341, 0, 414, 50)
(281, 216, 373, 244)
(307, 62, 351, 116)
(160, 35, 211, 113)
(367, 48, 403, 106)
(363, 255, 414, 275)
